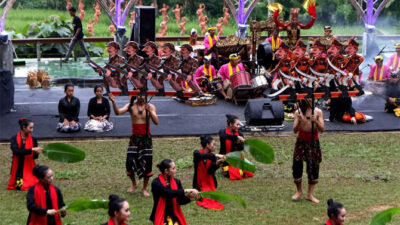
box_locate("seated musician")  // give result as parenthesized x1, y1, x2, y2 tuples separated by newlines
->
(124, 41, 145, 90)
(193, 56, 217, 93)
(216, 53, 246, 101)
(368, 56, 391, 82)
(193, 135, 225, 210)
(384, 73, 400, 117)
(102, 41, 128, 96)
(219, 114, 253, 180)
(203, 27, 220, 56)
(386, 44, 400, 73)
(177, 44, 203, 97)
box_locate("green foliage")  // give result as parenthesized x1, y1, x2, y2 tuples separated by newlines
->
(43, 143, 86, 163)
(199, 191, 246, 208)
(175, 155, 193, 170)
(65, 199, 108, 212)
(244, 138, 275, 164)
(225, 151, 256, 173)
(370, 208, 400, 225)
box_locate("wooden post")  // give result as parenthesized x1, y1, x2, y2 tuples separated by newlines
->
(36, 41, 41, 61)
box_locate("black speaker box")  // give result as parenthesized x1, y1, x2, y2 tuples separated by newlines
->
(244, 99, 284, 126)
(134, 6, 156, 46)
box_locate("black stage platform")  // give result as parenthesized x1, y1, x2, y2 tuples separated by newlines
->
(0, 78, 398, 141)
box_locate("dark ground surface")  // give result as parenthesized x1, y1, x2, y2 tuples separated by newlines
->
(0, 78, 398, 141)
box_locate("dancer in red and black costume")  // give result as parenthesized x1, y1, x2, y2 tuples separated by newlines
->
(7, 118, 42, 191)
(270, 42, 292, 92)
(310, 38, 331, 98)
(292, 98, 324, 204)
(343, 37, 364, 91)
(219, 114, 253, 180)
(102, 194, 131, 225)
(150, 159, 199, 225)
(291, 39, 314, 93)
(193, 135, 225, 210)
(26, 165, 66, 225)
(325, 199, 346, 225)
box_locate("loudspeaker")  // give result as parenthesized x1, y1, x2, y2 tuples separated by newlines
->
(244, 99, 284, 126)
(134, 6, 155, 46)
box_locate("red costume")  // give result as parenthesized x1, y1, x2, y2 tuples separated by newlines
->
(7, 131, 38, 191)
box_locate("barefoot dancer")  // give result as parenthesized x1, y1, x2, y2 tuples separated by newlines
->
(109, 91, 159, 197)
(292, 98, 324, 203)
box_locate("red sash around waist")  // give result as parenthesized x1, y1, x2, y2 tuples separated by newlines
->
(132, 124, 150, 135)
(297, 129, 319, 142)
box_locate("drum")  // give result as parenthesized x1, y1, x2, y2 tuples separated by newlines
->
(251, 75, 268, 96)
(230, 71, 251, 91)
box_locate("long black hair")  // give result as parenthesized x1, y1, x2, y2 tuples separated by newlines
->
(200, 135, 214, 148)
(128, 96, 137, 113)
(226, 114, 239, 126)
(157, 159, 173, 174)
(327, 199, 344, 219)
(108, 194, 127, 217)
(18, 117, 33, 130)
(32, 165, 50, 179)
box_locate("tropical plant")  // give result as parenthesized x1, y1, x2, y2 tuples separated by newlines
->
(12, 15, 103, 58)
(58, 199, 108, 212)
(42, 143, 86, 163)
(370, 207, 400, 225)
(199, 191, 246, 208)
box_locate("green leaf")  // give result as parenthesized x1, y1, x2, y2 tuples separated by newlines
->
(370, 207, 400, 225)
(42, 143, 86, 163)
(200, 191, 246, 208)
(66, 199, 108, 212)
(245, 139, 275, 164)
(226, 151, 256, 173)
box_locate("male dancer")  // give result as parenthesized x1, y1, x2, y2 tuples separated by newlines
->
(109, 90, 159, 196)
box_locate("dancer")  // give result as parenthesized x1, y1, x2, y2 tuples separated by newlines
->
(325, 199, 346, 225)
(197, 3, 206, 24)
(26, 165, 66, 224)
(150, 159, 199, 225)
(292, 98, 324, 203)
(63, 7, 91, 63)
(387, 43, 400, 72)
(159, 3, 169, 21)
(57, 84, 81, 132)
(109, 90, 158, 197)
(193, 136, 225, 210)
(84, 85, 113, 132)
(143, 41, 163, 96)
(223, 7, 230, 26)
(102, 194, 131, 225)
(216, 17, 224, 36)
(219, 114, 254, 180)
(179, 17, 188, 36)
(7, 118, 42, 191)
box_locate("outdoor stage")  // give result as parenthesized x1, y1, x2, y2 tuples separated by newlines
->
(0, 77, 398, 141)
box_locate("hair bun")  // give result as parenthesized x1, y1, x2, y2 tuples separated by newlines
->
(18, 117, 26, 125)
(109, 194, 120, 203)
(327, 199, 334, 206)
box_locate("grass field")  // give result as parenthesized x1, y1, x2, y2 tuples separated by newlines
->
(1, 133, 400, 225)
(2, 8, 399, 38)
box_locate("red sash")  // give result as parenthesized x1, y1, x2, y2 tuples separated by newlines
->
(132, 123, 150, 135)
(154, 174, 186, 225)
(224, 128, 254, 180)
(195, 149, 224, 210)
(7, 131, 38, 191)
(106, 218, 126, 225)
(29, 183, 62, 225)
(297, 129, 319, 142)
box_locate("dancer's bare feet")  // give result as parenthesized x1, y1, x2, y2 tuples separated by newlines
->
(142, 189, 150, 197)
(291, 191, 302, 201)
(127, 185, 137, 193)
(306, 194, 320, 203)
